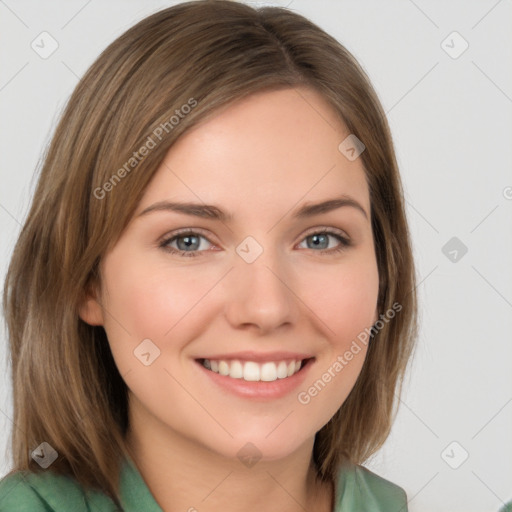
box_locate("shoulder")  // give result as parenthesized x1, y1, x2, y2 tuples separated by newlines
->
(0, 469, 115, 512)
(0, 471, 49, 511)
(335, 462, 408, 511)
(353, 464, 408, 507)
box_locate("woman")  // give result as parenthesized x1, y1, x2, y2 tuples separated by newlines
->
(0, 1, 418, 510)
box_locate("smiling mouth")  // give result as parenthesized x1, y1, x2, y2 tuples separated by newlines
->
(196, 357, 313, 382)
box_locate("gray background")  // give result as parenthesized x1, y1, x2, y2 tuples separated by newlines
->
(1, 1, 511, 511)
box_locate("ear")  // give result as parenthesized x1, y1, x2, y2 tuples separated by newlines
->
(78, 278, 104, 326)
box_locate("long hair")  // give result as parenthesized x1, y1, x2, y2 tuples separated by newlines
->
(2, 0, 418, 507)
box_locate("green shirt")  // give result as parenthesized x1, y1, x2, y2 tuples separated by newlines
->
(0, 455, 408, 511)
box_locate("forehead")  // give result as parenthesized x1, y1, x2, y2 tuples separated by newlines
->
(136, 87, 370, 222)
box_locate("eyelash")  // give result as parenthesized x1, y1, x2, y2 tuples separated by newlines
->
(158, 227, 352, 258)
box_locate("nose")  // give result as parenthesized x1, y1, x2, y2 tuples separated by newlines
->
(223, 248, 299, 334)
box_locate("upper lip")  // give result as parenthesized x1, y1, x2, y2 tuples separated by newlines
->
(196, 351, 314, 363)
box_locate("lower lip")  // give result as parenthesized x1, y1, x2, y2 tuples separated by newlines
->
(195, 359, 315, 400)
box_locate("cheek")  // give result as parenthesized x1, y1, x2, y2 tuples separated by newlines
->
(99, 253, 220, 367)
(293, 259, 378, 425)
(301, 255, 379, 345)
(103, 248, 193, 326)
(98, 254, 213, 433)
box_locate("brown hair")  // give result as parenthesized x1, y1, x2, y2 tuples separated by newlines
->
(2, 0, 418, 507)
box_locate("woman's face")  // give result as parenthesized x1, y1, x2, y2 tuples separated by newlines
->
(80, 86, 379, 462)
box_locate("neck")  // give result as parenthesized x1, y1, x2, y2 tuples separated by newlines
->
(125, 402, 333, 512)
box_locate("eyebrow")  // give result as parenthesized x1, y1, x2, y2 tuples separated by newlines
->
(137, 195, 368, 222)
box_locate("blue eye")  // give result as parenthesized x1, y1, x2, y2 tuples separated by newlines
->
(298, 231, 351, 253)
(159, 228, 351, 258)
(159, 230, 212, 258)
(167, 233, 204, 254)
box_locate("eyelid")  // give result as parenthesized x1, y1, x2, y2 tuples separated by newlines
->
(299, 225, 349, 240)
(158, 226, 217, 245)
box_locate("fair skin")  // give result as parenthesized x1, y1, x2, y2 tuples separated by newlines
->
(80, 86, 379, 512)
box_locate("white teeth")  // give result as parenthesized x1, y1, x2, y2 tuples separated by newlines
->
(229, 360, 243, 379)
(218, 360, 230, 376)
(277, 361, 288, 379)
(260, 362, 277, 381)
(244, 362, 260, 381)
(201, 358, 306, 382)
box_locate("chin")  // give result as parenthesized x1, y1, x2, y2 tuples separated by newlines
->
(214, 429, 312, 465)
